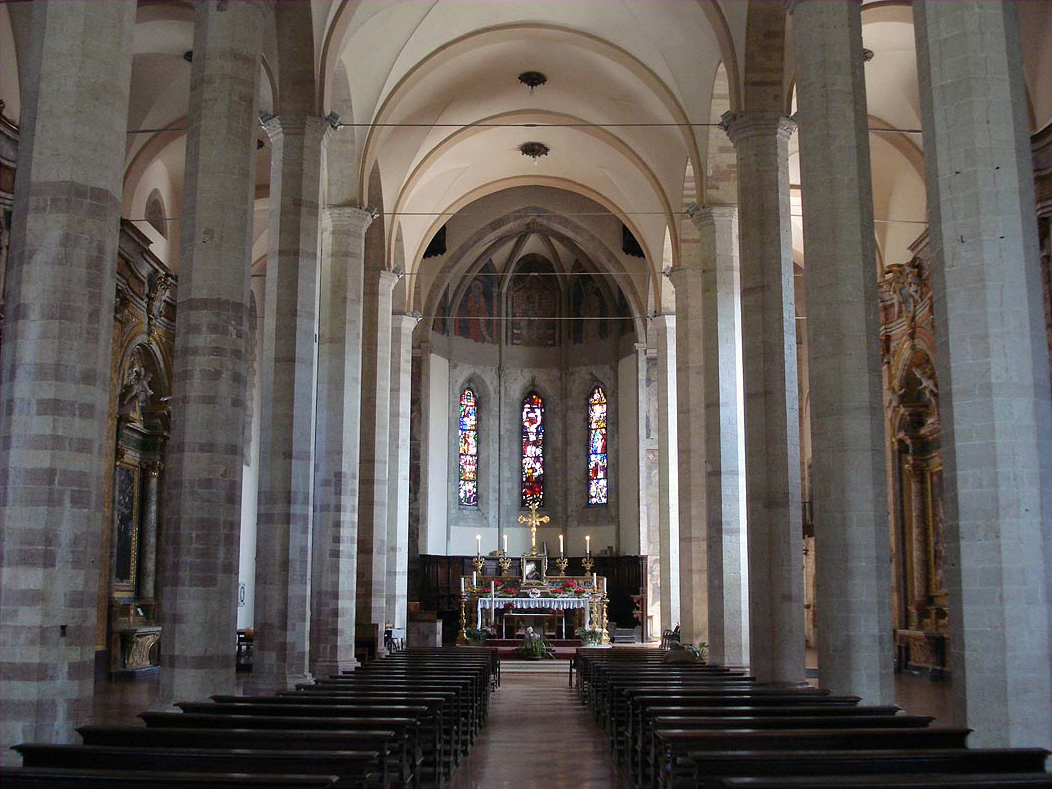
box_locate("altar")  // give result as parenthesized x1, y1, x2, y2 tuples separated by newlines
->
(456, 504, 611, 644)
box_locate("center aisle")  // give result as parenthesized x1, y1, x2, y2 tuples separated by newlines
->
(449, 666, 630, 789)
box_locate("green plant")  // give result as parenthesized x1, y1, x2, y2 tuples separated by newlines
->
(683, 641, 708, 663)
(575, 626, 603, 645)
(516, 633, 555, 659)
(465, 627, 493, 643)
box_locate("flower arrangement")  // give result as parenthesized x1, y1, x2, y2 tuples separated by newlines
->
(495, 582, 519, 597)
(555, 579, 588, 597)
(683, 641, 709, 663)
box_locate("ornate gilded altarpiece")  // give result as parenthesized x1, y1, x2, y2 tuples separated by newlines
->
(879, 234, 948, 676)
(102, 220, 176, 675)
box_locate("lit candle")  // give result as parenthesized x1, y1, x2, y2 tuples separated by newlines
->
(559, 534, 564, 557)
(586, 535, 591, 556)
(476, 533, 482, 557)
(503, 534, 508, 554)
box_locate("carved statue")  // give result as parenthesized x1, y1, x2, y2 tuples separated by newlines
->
(119, 348, 153, 423)
(146, 273, 171, 336)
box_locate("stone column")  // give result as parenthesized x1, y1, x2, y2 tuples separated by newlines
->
(721, 111, 806, 685)
(158, 0, 266, 706)
(250, 113, 328, 691)
(140, 461, 163, 601)
(791, 0, 894, 704)
(386, 311, 419, 633)
(357, 269, 398, 642)
(691, 204, 749, 666)
(653, 314, 681, 633)
(915, 0, 1052, 748)
(0, 2, 135, 758)
(670, 257, 707, 645)
(310, 206, 374, 677)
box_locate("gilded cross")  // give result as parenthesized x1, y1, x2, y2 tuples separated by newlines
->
(518, 503, 550, 550)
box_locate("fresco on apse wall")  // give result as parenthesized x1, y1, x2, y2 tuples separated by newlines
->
(454, 261, 497, 343)
(570, 263, 609, 344)
(508, 256, 559, 347)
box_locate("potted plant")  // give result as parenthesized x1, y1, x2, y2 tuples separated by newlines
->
(683, 641, 709, 664)
(516, 627, 555, 659)
(464, 627, 493, 646)
(575, 626, 604, 646)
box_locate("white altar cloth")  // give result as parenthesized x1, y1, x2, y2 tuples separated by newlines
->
(477, 596, 590, 628)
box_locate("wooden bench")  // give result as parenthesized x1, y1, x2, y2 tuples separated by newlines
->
(711, 774, 1052, 788)
(0, 766, 340, 789)
(13, 744, 380, 789)
(653, 727, 973, 789)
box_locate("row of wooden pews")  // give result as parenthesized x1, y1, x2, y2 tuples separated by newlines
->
(4, 646, 498, 789)
(574, 647, 1052, 789)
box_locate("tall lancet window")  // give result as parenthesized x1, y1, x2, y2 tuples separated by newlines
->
(458, 388, 479, 506)
(587, 385, 609, 504)
(521, 392, 545, 507)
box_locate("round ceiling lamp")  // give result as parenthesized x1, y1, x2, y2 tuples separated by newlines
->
(518, 71, 548, 90)
(519, 142, 550, 164)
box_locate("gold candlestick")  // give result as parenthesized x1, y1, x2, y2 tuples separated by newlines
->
(471, 555, 485, 573)
(600, 596, 612, 644)
(497, 554, 512, 576)
(456, 596, 469, 645)
(553, 556, 569, 575)
(581, 556, 594, 574)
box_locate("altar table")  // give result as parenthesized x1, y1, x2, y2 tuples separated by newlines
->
(476, 596, 591, 631)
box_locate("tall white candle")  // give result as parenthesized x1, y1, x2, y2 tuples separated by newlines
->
(559, 534, 564, 556)
(472, 571, 477, 587)
(586, 535, 591, 556)
(593, 572, 597, 588)
(476, 533, 482, 556)
(503, 534, 508, 553)
(461, 576, 465, 593)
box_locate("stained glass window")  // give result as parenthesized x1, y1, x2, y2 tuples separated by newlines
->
(458, 388, 478, 506)
(521, 392, 545, 507)
(588, 386, 608, 505)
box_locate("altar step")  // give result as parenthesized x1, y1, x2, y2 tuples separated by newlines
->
(484, 638, 582, 661)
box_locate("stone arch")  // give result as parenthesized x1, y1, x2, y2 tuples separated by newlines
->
(145, 189, 167, 239)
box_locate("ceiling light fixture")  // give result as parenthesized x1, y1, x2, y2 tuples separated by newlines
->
(518, 71, 548, 91)
(519, 142, 550, 165)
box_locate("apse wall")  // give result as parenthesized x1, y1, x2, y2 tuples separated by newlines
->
(420, 329, 644, 560)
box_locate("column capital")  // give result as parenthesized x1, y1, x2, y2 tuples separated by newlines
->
(392, 311, 421, 332)
(366, 268, 400, 291)
(685, 202, 739, 230)
(651, 312, 676, 332)
(323, 205, 377, 234)
(719, 111, 796, 146)
(262, 113, 331, 146)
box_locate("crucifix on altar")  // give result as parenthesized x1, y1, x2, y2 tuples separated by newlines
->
(518, 503, 549, 552)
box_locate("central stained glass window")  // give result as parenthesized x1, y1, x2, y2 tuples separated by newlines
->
(521, 392, 545, 506)
(459, 388, 478, 506)
(588, 386, 608, 504)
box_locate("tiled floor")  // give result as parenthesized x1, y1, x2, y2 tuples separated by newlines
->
(447, 671, 632, 789)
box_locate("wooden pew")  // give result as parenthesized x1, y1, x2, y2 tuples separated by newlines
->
(710, 774, 1052, 788)
(652, 727, 973, 789)
(13, 744, 380, 789)
(0, 766, 340, 789)
(77, 726, 404, 789)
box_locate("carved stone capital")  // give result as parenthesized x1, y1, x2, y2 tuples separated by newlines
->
(685, 202, 738, 231)
(322, 205, 377, 235)
(142, 461, 164, 477)
(262, 113, 330, 148)
(719, 110, 797, 146)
